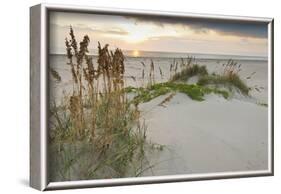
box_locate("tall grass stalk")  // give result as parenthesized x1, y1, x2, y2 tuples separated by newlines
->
(49, 27, 162, 181)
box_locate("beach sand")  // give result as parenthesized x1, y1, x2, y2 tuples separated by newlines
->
(140, 93, 268, 176)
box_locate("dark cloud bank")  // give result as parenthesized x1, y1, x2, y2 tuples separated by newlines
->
(126, 15, 268, 39)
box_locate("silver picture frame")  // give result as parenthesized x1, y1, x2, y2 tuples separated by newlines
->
(30, 3, 274, 191)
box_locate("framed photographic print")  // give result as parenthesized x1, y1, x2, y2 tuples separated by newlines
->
(30, 3, 274, 191)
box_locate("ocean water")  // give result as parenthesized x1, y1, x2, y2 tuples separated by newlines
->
(49, 51, 268, 103)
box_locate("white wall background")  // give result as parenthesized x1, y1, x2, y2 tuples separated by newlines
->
(0, 0, 279, 193)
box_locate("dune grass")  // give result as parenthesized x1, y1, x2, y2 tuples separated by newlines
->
(170, 63, 208, 82)
(169, 58, 250, 96)
(256, 102, 268, 107)
(197, 74, 250, 95)
(126, 82, 229, 104)
(49, 27, 162, 181)
(125, 58, 249, 105)
(197, 59, 250, 95)
(49, 119, 160, 180)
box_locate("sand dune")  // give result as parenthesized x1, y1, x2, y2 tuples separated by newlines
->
(140, 93, 268, 176)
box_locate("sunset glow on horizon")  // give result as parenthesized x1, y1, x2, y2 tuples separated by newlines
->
(133, 50, 140, 57)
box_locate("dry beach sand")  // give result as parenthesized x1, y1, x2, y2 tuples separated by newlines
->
(140, 93, 268, 176)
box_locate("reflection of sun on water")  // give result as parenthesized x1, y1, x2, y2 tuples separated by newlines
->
(133, 50, 140, 57)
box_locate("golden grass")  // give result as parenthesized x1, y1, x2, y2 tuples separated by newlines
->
(49, 27, 162, 181)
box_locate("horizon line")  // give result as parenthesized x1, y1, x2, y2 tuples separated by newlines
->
(50, 49, 267, 58)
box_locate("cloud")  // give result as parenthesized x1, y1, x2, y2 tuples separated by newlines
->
(51, 23, 129, 36)
(93, 28, 128, 35)
(146, 34, 227, 45)
(126, 15, 267, 39)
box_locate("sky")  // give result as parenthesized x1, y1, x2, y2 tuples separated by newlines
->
(49, 11, 268, 57)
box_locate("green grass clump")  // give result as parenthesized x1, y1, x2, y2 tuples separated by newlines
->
(256, 102, 268, 107)
(127, 82, 229, 104)
(170, 64, 208, 82)
(197, 74, 250, 95)
(169, 58, 250, 96)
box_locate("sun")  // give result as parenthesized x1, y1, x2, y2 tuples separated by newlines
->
(133, 50, 140, 57)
